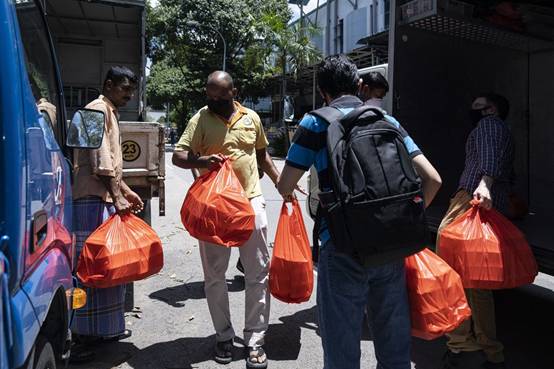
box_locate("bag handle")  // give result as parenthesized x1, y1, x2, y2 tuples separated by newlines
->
(280, 199, 301, 217)
(280, 200, 308, 229)
(340, 105, 385, 129)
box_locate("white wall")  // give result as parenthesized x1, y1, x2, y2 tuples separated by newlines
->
(294, 0, 389, 56)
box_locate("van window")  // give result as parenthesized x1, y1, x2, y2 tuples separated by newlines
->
(15, 1, 61, 142)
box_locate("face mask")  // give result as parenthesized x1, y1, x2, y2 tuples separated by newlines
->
(469, 108, 489, 126)
(366, 98, 384, 108)
(207, 98, 234, 117)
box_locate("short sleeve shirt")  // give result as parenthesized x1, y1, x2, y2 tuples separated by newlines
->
(72, 95, 123, 202)
(175, 102, 269, 199)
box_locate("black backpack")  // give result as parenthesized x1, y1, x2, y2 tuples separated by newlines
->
(312, 105, 427, 266)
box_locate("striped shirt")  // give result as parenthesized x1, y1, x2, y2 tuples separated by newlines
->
(286, 95, 423, 244)
(458, 116, 515, 212)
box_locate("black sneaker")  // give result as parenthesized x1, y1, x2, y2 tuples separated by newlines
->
(441, 350, 464, 369)
(214, 339, 234, 364)
(482, 361, 506, 369)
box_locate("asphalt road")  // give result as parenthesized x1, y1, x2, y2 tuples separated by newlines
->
(69, 153, 554, 369)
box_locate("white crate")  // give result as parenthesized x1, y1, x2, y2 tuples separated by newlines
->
(120, 122, 165, 179)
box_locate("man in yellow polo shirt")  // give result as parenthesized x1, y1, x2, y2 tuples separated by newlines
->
(172, 71, 281, 369)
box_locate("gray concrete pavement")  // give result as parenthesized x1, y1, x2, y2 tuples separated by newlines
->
(70, 154, 554, 369)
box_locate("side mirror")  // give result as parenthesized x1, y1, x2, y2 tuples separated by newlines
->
(66, 109, 105, 149)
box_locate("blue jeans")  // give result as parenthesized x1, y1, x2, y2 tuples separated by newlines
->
(317, 240, 411, 369)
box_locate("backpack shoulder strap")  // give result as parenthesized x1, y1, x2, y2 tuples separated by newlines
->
(309, 106, 344, 126)
(310, 106, 345, 163)
(341, 105, 385, 129)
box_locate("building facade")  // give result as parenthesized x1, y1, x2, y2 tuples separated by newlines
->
(265, 0, 390, 126)
(291, 0, 390, 58)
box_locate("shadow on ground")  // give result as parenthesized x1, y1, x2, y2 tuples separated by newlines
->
(68, 342, 139, 369)
(70, 282, 554, 369)
(265, 306, 318, 361)
(149, 276, 245, 308)
(412, 283, 554, 369)
(115, 336, 216, 369)
(495, 284, 554, 369)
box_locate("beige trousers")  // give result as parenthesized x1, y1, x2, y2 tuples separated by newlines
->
(437, 190, 505, 363)
(199, 195, 270, 348)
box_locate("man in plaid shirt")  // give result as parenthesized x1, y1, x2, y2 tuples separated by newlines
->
(439, 93, 514, 369)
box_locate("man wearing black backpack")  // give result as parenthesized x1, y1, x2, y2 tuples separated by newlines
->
(277, 55, 442, 369)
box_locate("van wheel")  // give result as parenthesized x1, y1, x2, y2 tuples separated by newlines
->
(34, 336, 56, 369)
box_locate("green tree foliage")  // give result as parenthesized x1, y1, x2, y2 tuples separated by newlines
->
(146, 0, 321, 132)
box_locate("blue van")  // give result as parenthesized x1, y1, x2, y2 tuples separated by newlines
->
(1, 1, 106, 368)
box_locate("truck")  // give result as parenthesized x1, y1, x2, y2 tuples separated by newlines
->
(385, 0, 554, 274)
(308, 2, 554, 276)
(42, 0, 166, 221)
(42, 0, 165, 309)
(1, 0, 111, 367)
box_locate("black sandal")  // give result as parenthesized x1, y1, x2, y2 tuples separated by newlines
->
(214, 339, 234, 364)
(69, 344, 96, 364)
(246, 346, 268, 369)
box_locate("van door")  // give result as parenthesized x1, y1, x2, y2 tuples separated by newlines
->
(15, 0, 73, 317)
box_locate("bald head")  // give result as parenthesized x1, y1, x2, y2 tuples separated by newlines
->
(207, 71, 234, 90)
(206, 71, 237, 119)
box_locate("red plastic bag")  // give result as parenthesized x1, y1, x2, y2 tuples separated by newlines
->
(181, 159, 255, 247)
(77, 214, 164, 288)
(406, 248, 471, 340)
(270, 200, 313, 303)
(438, 203, 538, 289)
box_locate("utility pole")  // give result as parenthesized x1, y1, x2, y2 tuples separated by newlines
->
(165, 102, 170, 128)
(283, 1, 310, 149)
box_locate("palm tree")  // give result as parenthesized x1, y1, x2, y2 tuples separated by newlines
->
(263, 15, 322, 147)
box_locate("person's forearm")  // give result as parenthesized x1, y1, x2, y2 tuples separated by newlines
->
(412, 155, 442, 208)
(259, 153, 280, 184)
(172, 150, 207, 170)
(98, 175, 124, 201)
(421, 177, 441, 208)
(120, 180, 133, 196)
(277, 165, 306, 197)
